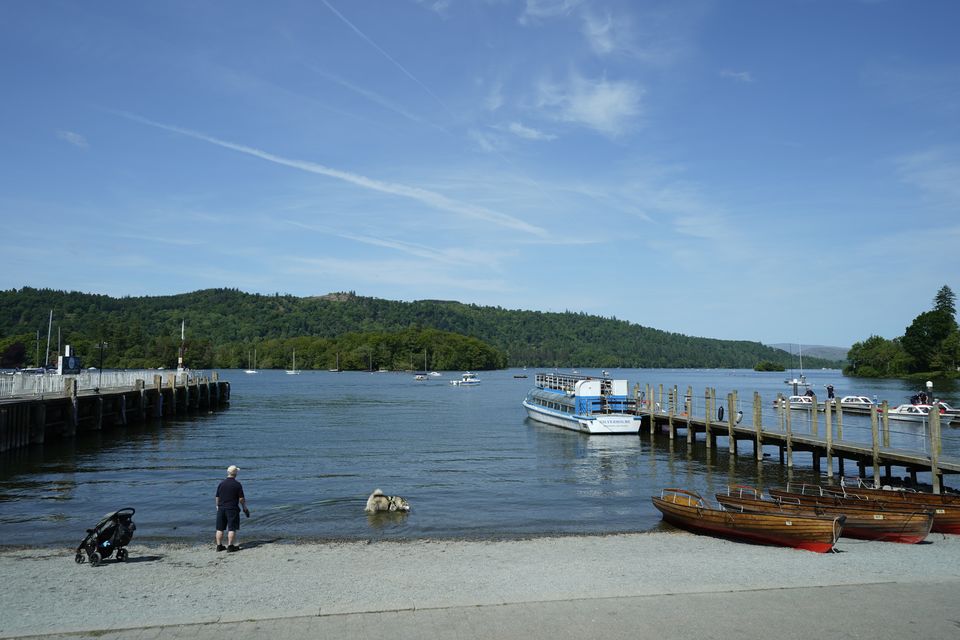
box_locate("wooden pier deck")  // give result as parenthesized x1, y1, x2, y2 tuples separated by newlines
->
(0, 371, 230, 453)
(635, 383, 960, 492)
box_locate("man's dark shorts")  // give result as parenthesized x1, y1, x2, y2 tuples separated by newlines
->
(216, 507, 241, 532)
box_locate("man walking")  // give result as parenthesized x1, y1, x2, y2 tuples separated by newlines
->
(215, 465, 249, 552)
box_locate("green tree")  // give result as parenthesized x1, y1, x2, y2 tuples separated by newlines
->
(931, 332, 960, 373)
(901, 311, 953, 372)
(934, 285, 956, 316)
(844, 335, 910, 378)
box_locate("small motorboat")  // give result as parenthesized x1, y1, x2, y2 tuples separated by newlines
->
(839, 395, 873, 408)
(450, 372, 480, 386)
(774, 395, 816, 410)
(651, 488, 843, 553)
(887, 404, 952, 425)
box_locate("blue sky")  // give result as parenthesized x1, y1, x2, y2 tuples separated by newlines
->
(2, 0, 958, 348)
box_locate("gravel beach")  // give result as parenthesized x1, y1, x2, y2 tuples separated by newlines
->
(2, 530, 959, 638)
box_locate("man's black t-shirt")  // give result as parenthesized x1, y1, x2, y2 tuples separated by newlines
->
(216, 477, 245, 509)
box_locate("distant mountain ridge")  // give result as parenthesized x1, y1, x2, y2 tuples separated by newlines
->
(0, 287, 846, 370)
(768, 343, 850, 362)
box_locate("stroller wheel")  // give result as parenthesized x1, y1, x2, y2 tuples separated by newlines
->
(116, 548, 128, 562)
(75, 552, 85, 564)
(89, 551, 102, 567)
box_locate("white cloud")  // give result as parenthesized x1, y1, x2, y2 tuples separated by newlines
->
(537, 74, 643, 136)
(468, 128, 504, 153)
(720, 69, 755, 83)
(285, 220, 497, 267)
(416, 0, 451, 15)
(485, 80, 505, 112)
(582, 11, 616, 55)
(895, 148, 960, 205)
(57, 130, 88, 148)
(503, 122, 556, 141)
(286, 256, 511, 292)
(519, 0, 584, 25)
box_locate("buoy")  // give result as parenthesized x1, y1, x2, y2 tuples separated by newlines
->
(718, 406, 725, 421)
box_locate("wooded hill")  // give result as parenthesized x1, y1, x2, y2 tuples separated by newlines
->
(0, 288, 842, 371)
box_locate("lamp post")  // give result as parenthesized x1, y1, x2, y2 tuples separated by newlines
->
(96, 341, 108, 393)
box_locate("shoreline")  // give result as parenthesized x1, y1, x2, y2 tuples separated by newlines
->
(3, 530, 960, 638)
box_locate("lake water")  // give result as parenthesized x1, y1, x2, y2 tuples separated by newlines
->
(1, 368, 957, 547)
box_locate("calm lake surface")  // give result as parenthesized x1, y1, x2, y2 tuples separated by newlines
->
(1, 368, 958, 547)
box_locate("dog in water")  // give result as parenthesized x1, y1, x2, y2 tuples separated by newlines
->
(364, 489, 410, 513)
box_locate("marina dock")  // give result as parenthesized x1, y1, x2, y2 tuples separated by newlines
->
(0, 370, 230, 453)
(634, 383, 960, 492)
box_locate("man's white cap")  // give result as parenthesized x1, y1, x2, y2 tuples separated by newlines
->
(227, 465, 239, 477)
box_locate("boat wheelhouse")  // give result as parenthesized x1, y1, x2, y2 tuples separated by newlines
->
(522, 372, 642, 435)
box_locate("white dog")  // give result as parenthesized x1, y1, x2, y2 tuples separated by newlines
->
(365, 489, 410, 513)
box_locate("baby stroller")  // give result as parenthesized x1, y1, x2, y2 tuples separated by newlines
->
(74, 507, 136, 566)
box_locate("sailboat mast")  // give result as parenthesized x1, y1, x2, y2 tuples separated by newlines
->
(177, 320, 185, 372)
(44, 310, 53, 368)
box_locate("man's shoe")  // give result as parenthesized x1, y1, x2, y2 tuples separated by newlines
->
(227, 545, 240, 552)
(216, 544, 226, 552)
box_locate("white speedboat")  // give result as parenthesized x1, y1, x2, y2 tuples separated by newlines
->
(774, 395, 816, 410)
(824, 395, 876, 414)
(887, 404, 952, 425)
(839, 395, 874, 408)
(450, 372, 480, 386)
(932, 401, 960, 422)
(522, 372, 642, 435)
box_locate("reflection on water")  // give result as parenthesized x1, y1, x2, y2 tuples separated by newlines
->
(0, 368, 956, 546)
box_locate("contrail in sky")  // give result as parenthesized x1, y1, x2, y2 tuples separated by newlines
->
(320, 0, 454, 118)
(114, 111, 546, 237)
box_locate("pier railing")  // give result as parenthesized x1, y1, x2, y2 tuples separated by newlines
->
(0, 369, 206, 399)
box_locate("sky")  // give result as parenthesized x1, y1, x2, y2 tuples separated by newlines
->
(2, 0, 958, 348)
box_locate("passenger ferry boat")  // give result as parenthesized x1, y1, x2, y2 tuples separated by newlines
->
(522, 372, 642, 435)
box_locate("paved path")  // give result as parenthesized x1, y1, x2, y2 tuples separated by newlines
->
(11, 580, 960, 640)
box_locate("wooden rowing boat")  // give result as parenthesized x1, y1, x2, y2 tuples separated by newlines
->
(832, 480, 960, 507)
(651, 488, 844, 553)
(769, 484, 960, 535)
(716, 486, 933, 544)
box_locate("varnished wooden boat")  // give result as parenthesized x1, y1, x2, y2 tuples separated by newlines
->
(832, 480, 960, 507)
(716, 486, 933, 544)
(652, 488, 844, 553)
(769, 484, 960, 535)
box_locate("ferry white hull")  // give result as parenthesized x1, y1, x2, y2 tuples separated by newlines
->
(523, 401, 641, 435)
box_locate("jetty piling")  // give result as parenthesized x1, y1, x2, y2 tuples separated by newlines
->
(634, 381, 958, 492)
(0, 371, 230, 454)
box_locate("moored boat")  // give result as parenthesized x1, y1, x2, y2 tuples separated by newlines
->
(716, 486, 933, 544)
(930, 401, 960, 422)
(450, 372, 480, 386)
(774, 394, 816, 410)
(652, 488, 843, 553)
(768, 483, 960, 534)
(522, 372, 642, 435)
(887, 404, 950, 425)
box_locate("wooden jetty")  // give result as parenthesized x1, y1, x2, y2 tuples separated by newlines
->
(0, 371, 230, 453)
(633, 383, 959, 494)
